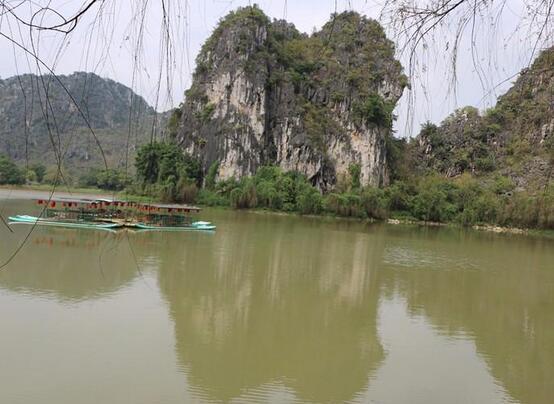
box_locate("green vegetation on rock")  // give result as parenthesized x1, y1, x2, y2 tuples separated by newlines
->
(408, 47, 553, 192)
(177, 6, 407, 190)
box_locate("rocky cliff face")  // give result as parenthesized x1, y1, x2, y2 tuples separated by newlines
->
(175, 7, 406, 190)
(411, 46, 553, 190)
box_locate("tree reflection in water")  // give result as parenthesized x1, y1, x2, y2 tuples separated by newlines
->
(151, 213, 387, 403)
(150, 216, 553, 403)
(379, 226, 554, 404)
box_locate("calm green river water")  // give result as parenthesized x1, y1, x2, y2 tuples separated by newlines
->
(0, 199, 553, 403)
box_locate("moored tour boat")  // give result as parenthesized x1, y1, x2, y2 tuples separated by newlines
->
(9, 198, 216, 231)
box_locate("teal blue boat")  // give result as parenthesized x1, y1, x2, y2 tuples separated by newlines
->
(8, 215, 121, 231)
(133, 221, 216, 231)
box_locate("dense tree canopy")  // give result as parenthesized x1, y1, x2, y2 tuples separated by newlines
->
(0, 155, 25, 185)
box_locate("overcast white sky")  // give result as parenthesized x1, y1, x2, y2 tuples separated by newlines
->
(0, 0, 550, 137)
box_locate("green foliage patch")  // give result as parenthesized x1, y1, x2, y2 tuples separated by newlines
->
(0, 155, 25, 185)
(134, 142, 202, 203)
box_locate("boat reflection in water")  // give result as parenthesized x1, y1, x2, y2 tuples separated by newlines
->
(0, 228, 138, 301)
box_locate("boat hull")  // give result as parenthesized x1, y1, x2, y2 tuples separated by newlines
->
(8, 215, 216, 232)
(8, 215, 121, 230)
(133, 222, 216, 231)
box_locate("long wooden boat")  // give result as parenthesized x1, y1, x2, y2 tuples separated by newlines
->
(11, 198, 216, 232)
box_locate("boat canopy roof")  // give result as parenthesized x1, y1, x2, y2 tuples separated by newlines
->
(36, 198, 201, 213)
(145, 203, 201, 211)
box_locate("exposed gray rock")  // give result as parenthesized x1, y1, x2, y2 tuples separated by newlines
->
(175, 7, 406, 190)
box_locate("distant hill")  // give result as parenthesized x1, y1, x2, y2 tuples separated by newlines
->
(0, 71, 166, 178)
(408, 47, 553, 192)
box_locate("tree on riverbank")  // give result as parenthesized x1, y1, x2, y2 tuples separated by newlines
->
(131, 141, 553, 229)
(132, 142, 202, 203)
(0, 156, 25, 185)
(214, 168, 553, 229)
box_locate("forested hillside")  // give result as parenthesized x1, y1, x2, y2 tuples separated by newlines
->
(0, 72, 163, 180)
(407, 47, 553, 192)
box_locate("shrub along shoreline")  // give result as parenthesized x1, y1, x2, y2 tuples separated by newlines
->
(125, 142, 553, 230)
(2, 142, 552, 231)
(193, 170, 552, 231)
